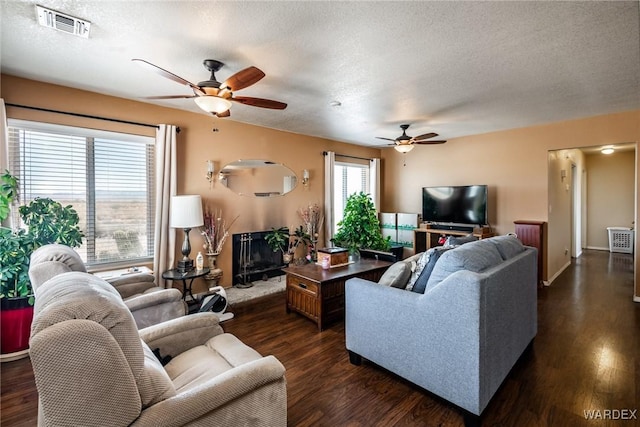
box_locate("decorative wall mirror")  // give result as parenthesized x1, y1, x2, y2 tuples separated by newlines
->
(219, 159, 298, 197)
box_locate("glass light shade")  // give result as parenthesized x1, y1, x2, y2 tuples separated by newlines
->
(170, 195, 204, 228)
(194, 96, 232, 114)
(394, 144, 415, 153)
(601, 148, 614, 155)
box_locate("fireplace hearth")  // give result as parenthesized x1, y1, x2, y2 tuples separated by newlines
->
(232, 230, 286, 287)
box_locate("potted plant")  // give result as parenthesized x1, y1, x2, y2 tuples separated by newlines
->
(332, 192, 391, 260)
(265, 227, 291, 264)
(0, 171, 84, 359)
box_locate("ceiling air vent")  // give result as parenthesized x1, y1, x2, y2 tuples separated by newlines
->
(36, 5, 91, 38)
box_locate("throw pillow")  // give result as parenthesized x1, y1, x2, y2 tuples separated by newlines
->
(411, 246, 454, 294)
(377, 261, 412, 288)
(425, 239, 503, 290)
(405, 251, 431, 291)
(488, 234, 525, 260)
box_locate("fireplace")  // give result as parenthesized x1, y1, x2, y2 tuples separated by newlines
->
(232, 230, 286, 287)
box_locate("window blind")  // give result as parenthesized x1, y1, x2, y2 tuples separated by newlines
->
(7, 119, 155, 266)
(333, 161, 370, 233)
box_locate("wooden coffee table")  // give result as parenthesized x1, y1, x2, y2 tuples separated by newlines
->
(283, 259, 392, 331)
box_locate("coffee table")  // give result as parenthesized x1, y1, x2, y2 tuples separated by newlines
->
(283, 259, 392, 331)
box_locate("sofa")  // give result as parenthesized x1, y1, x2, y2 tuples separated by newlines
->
(29, 271, 287, 426)
(29, 243, 187, 329)
(345, 235, 537, 424)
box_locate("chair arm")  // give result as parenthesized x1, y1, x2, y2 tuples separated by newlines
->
(139, 313, 224, 357)
(131, 356, 286, 427)
(107, 273, 156, 298)
(124, 288, 183, 312)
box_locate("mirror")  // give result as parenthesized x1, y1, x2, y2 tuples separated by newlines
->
(219, 159, 298, 197)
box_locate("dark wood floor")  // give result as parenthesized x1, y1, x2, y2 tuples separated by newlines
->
(2, 250, 639, 426)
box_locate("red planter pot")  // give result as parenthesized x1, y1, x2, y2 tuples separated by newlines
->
(1, 297, 34, 354)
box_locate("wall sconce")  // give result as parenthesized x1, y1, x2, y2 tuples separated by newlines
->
(206, 160, 215, 188)
(302, 169, 310, 190)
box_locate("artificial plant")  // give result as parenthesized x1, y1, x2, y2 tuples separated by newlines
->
(0, 171, 84, 300)
(332, 192, 391, 253)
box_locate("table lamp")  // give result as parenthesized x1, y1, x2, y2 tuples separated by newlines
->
(170, 195, 204, 272)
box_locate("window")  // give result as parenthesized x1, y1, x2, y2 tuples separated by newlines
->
(332, 161, 370, 234)
(7, 119, 155, 267)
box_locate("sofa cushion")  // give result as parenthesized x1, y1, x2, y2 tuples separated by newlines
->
(378, 261, 412, 288)
(488, 234, 525, 260)
(426, 239, 503, 289)
(411, 246, 454, 294)
(445, 234, 478, 246)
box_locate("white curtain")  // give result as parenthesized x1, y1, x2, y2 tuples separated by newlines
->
(369, 158, 381, 212)
(324, 151, 336, 247)
(153, 124, 177, 287)
(0, 99, 13, 229)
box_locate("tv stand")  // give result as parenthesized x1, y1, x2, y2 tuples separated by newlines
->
(413, 224, 494, 252)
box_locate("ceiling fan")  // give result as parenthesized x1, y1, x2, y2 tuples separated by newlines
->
(132, 58, 287, 118)
(376, 124, 446, 153)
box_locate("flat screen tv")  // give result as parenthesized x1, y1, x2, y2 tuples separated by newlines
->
(422, 185, 488, 226)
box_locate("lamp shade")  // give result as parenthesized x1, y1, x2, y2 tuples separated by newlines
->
(170, 195, 204, 228)
(394, 144, 415, 153)
(194, 96, 232, 114)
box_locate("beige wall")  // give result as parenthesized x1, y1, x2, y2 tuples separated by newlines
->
(1, 74, 381, 293)
(585, 150, 636, 249)
(3, 74, 639, 300)
(381, 110, 640, 299)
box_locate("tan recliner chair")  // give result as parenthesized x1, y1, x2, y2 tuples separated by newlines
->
(29, 244, 187, 329)
(29, 271, 287, 426)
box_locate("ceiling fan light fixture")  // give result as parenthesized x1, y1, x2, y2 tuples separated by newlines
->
(194, 96, 232, 114)
(394, 144, 415, 153)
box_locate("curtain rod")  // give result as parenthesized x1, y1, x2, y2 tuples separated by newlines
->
(322, 151, 374, 161)
(5, 103, 181, 133)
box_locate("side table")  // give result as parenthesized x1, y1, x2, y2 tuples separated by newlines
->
(162, 268, 210, 302)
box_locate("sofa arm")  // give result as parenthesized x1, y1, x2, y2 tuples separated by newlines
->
(107, 273, 156, 299)
(124, 288, 184, 312)
(132, 356, 287, 427)
(139, 313, 224, 357)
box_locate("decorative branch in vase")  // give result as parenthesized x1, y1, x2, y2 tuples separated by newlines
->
(298, 202, 324, 262)
(201, 208, 239, 256)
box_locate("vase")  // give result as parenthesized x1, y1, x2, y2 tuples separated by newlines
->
(205, 253, 223, 286)
(0, 296, 34, 362)
(283, 253, 293, 265)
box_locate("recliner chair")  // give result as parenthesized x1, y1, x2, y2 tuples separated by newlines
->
(29, 271, 287, 426)
(29, 244, 187, 329)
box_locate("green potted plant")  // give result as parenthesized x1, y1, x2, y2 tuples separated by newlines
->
(332, 192, 391, 260)
(0, 170, 84, 359)
(265, 227, 292, 264)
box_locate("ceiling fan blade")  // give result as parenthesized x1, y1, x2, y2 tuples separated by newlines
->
(231, 96, 287, 109)
(215, 109, 231, 118)
(376, 137, 397, 142)
(143, 95, 197, 99)
(132, 59, 205, 96)
(221, 66, 265, 92)
(412, 132, 439, 141)
(414, 140, 447, 145)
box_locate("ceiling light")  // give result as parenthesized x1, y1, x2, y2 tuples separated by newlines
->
(601, 147, 614, 155)
(394, 144, 415, 153)
(194, 96, 232, 114)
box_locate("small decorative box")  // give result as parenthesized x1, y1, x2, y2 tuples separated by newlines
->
(316, 247, 349, 267)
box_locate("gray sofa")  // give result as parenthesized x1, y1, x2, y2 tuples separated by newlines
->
(345, 236, 537, 424)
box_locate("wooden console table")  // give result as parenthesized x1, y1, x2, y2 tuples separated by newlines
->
(413, 225, 494, 252)
(283, 259, 392, 331)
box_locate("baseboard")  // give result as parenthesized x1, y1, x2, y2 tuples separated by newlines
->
(586, 246, 609, 252)
(545, 260, 572, 286)
(633, 295, 640, 303)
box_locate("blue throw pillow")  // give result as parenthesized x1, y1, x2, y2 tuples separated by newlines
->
(411, 246, 453, 294)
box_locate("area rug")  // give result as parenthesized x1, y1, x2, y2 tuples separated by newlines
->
(225, 274, 286, 305)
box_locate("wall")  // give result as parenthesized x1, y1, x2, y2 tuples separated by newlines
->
(381, 110, 640, 299)
(1, 74, 382, 293)
(585, 150, 636, 249)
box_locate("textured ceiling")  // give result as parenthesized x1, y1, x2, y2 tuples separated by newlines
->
(1, 1, 639, 147)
